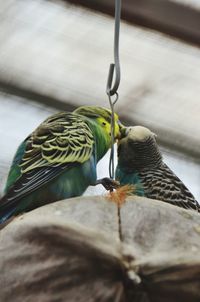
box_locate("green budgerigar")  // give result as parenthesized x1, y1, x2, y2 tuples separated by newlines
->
(116, 126, 199, 211)
(0, 106, 122, 223)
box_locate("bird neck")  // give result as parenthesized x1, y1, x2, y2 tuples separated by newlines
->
(119, 137, 163, 172)
(85, 118, 110, 162)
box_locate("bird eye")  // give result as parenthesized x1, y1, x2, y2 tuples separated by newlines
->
(125, 127, 131, 135)
(102, 122, 106, 126)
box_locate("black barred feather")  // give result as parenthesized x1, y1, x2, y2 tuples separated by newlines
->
(138, 164, 199, 211)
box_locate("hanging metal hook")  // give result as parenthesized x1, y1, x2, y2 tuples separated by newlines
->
(106, 0, 121, 97)
(106, 0, 121, 180)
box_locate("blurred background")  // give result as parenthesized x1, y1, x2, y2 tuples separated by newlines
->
(0, 0, 200, 199)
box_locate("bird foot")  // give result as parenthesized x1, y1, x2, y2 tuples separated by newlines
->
(95, 177, 120, 192)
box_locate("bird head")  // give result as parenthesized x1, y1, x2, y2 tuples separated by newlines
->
(74, 106, 125, 142)
(117, 125, 161, 171)
(123, 126, 156, 143)
(118, 125, 157, 154)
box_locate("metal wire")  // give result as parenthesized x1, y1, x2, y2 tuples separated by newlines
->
(108, 92, 119, 179)
(106, 0, 121, 179)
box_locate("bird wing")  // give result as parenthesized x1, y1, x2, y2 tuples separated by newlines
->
(139, 163, 199, 211)
(1, 112, 94, 207)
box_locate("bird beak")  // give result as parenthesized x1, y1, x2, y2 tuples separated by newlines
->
(117, 121, 126, 139)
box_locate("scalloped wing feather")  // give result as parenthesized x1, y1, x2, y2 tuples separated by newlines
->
(20, 112, 94, 173)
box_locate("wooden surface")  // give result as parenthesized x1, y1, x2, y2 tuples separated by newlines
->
(1, 195, 200, 301)
(67, 0, 200, 46)
(120, 196, 200, 259)
(0, 0, 200, 159)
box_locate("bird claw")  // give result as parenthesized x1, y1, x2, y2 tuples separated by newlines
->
(96, 177, 120, 192)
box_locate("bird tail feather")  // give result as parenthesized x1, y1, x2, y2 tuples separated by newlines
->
(0, 195, 17, 224)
